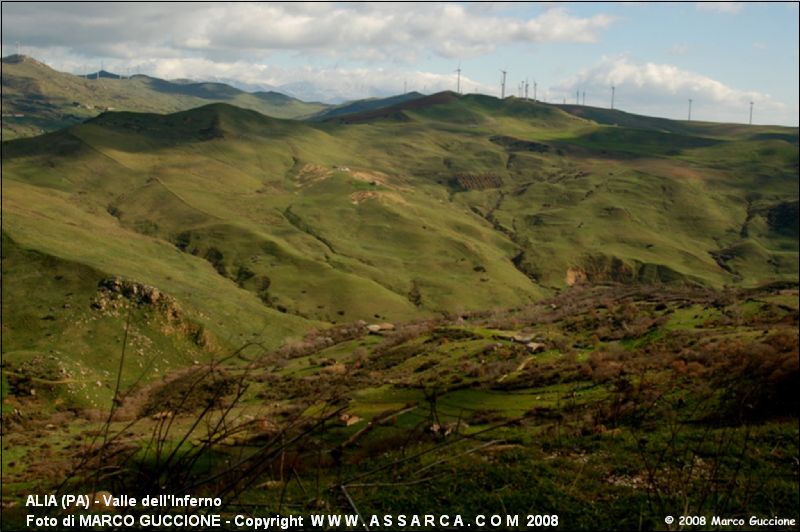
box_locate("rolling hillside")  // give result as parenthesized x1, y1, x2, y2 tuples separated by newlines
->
(3, 92, 798, 411)
(0, 55, 329, 139)
(2, 86, 798, 530)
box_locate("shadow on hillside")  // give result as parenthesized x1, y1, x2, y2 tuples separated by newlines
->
(560, 127, 725, 158)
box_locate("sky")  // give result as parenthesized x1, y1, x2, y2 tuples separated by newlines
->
(2, 2, 798, 125)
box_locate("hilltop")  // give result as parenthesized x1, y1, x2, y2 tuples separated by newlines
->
(0, 55, 328, 139)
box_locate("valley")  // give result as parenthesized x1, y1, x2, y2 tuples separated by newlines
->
(2, 69, 798, 529)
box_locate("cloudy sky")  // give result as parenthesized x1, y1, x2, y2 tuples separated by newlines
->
(2, 2, 798, 125)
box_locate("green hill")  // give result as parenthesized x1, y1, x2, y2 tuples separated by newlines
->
(2, 93, 798, 410)
(1, 55, 328, 139)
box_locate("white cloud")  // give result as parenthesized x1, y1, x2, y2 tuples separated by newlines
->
(554, 55, 790, 125)
(4, 3, 612, 103)
(2, 3, 615, 62)
(695, 2, 744, 14)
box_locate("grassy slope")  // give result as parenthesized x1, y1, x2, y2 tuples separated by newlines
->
(1, 55, 328, 139)
(3, 93, 798, 407)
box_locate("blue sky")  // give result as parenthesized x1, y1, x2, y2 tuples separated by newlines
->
(3, 2, 798, 125)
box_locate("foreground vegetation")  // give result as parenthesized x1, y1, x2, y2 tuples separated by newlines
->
(2, 284, 797, 530)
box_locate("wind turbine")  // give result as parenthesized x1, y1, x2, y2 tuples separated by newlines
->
(749, 101, 754, 125)
(524, 78, 529, 100)
(611, 85, 615, 109)
(455, 63, 462, 94)
(533, 81, 537, 102)
(688, 98, 693, 121)
(500, 69, 507, 99)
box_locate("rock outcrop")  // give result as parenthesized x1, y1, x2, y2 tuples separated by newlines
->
(91, 277, 213, 348)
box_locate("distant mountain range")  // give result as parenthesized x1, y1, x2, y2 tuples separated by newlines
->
(206, 76, 351, 103)
(0, 55, 330, 139)
(0, 55, 434, 139)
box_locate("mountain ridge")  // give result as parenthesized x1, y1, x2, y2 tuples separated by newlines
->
(0, 54, 328, 139)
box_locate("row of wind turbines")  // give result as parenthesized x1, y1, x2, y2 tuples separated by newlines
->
(493, 66, 615, 110)
(453, 64, 756, 124)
